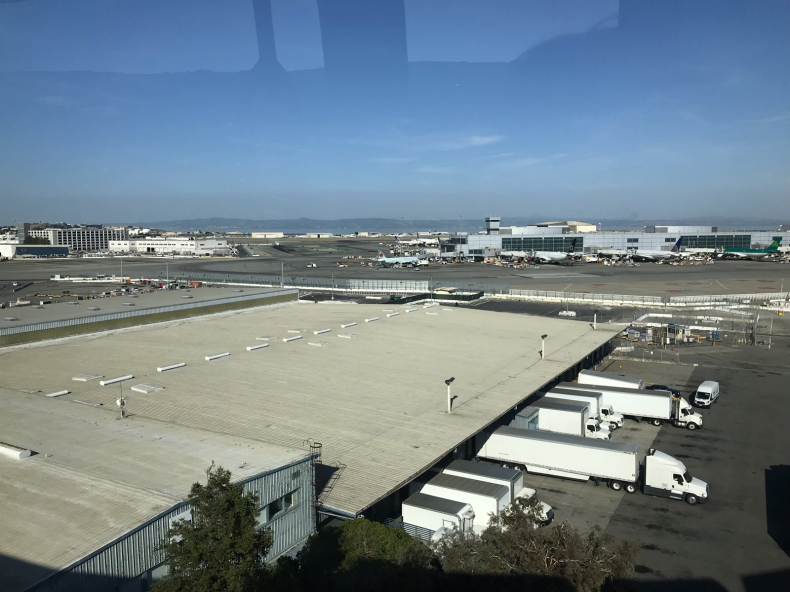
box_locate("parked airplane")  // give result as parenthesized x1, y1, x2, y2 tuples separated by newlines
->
(629, 238, 684, 262)
(377, 250, 420, 267)
(598, 238, 683, 262)
(528, 239, 580, 264)
(719, 238, 782, 260)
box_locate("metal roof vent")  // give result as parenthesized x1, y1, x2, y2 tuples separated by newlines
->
(341, 322, 356, 328)
(122, 302, 135, 306)
(256, 336, 277, 340)
(205, 352, 230, 361)
(73, 375, 102, 382)
(3, 317, 19, 322)
(247, 343, 269, 351)
(87, 306, 100, 311)
(131, 384, 164, 394)
(308, 341, 330, 347)
(0, 442, 32, 460)
(338, 333, 358, 339)
(157, 363, 185, 372)
(100, 375, 133, 386)
(46, 390, 69, 398)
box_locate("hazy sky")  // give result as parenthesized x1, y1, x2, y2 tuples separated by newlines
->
(1, 0, 788, 223)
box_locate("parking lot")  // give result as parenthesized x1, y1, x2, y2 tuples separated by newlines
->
(593, 353, 790, 591)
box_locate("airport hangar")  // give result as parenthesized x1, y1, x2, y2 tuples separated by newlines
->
(0, 289, 620, 592)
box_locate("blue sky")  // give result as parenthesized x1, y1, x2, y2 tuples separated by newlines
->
(0, 0, 788, 223)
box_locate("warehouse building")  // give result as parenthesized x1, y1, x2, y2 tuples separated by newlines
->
(108, 237, 231, 256)
(0, 298, 619, 548)
(443, 219, 790, 257)
(0, 394, 315, 592)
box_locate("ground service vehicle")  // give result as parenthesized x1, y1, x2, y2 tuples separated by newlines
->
(513, 399, 610, 440)
(544, 388, 624, 430)
(477, 427, 709, 504)
(401, 492, 475, 535)
(442, 459, 554, 523)
(420, 472, 510, 533)
(578, 369, 643, 390)
(556, 382, 703, 430)
(691, 381, 720, 408)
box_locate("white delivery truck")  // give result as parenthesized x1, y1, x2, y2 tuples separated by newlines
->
(420, 473, 510, 533)
(578, 369, 643, 390)
(477, 427, 709, 504)
(690, 381, 720, 408)
(557, 382, 703, 430)
(513, 399, 610, 440)
(401, 492, 475, 535)
(442, 459, 554, 524)
(545, 387, 624, 430)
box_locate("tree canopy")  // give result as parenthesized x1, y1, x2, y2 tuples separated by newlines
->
(153, 464, 271, 592)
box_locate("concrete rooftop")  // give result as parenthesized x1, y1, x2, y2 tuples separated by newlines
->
(0, 391, 305, 592)
(0, 300, 619, 522)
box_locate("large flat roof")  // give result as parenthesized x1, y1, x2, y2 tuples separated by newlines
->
(0, 392, 305, 592)
(0, 300, 619, 521)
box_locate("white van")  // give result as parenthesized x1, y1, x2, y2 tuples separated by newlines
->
(691, 381, 720, 408)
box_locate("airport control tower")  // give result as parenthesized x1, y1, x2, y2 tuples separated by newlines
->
(485, 217, 501, 235)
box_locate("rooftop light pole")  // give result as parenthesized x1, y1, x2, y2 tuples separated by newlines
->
(445, 377, 455, 413)
(541, 334, 548, 359)
(593, 310, 598, 330)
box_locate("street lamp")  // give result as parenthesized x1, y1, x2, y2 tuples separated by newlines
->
(541, 334, 548, 359)
(445, 377, 455, 413)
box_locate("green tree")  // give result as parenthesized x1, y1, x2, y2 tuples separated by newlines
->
(23, 236, 49, 245)
(153, 464, 271, 592)
(434, 496, 641, 592)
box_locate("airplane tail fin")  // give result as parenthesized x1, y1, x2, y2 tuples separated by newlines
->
(567, 239, 577, 254)
(378, 250, 385, 258)
(769, 238, 781, 251)
(671, 237, 682, 253)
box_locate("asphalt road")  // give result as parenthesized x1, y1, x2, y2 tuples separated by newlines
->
(1, 236, 788, 300)
(601, 352, 790, 592)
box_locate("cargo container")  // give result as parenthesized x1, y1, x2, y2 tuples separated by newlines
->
(514, 399, 610, 440)
(441, 459, 553, 523)
(544, 387, 624, 430)
(578, 369, 643, 390)
(477, 427, 709, 504)
(556, 382, 702, 430)
(419, 473, 510, 533)
(401, 492, 475, 534)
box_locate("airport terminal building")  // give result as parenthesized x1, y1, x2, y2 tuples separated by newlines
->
(441, 220, 789, 257)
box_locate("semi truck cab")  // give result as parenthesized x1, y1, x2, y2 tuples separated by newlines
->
(673, 397, 703, 430)
(644, 449, 709, 505)
(599, 405, 624, 429)
(585, 419, 612, 440)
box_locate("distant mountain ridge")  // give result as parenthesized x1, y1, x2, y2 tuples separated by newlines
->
(124, 217, 786, 233)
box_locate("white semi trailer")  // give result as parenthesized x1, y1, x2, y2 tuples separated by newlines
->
(557, 382, 702, 430)
(544, 387, 624, 430)
(401, 492, 475, 534)
(578, 369, 643, 390)
(477, 427, 709, 504)
(513, 399, 610, 440)
(420, 472, 511, 533)
(442, 459, 554, 524)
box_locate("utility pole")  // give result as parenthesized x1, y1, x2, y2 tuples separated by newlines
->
(281, 261, 284, 288)
(541, 334, 548, 359)
(445, 377, 455, 413)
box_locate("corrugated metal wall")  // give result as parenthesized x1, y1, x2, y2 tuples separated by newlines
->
(29, 457, 315, 592)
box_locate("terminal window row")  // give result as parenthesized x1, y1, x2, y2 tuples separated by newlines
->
(502, 237, 583, 252)
(681, 235, 751, 249)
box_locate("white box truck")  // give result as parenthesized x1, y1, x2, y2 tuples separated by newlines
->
(420, 473, 511, 533)
(514, 399, 610, 440)
(401, 492, 475, 535)
(442, 459, 554, 524)
(557, 382, 703, 430)
(477, 427, 709, 504)
(578, 369, 643, 390)
(545, 387, 624, 430)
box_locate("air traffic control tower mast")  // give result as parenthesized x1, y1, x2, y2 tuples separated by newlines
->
(485, 217, 501, 235)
